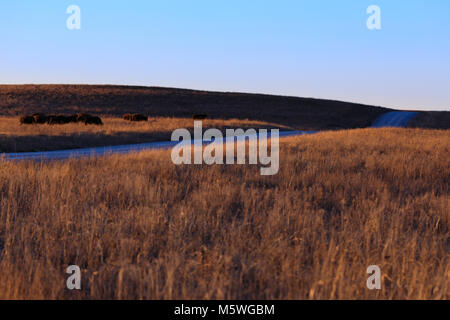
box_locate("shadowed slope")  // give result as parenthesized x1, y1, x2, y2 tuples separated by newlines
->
(371, 111, 418, 128)
(0, 84, 389, 130)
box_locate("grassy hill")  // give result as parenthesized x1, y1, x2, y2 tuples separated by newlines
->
(408, 111, 450, 130)
(0, 85, 447, 153)
(0, 84, 392, 130)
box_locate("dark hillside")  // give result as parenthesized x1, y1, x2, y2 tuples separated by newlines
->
(0, 84, 389, 130)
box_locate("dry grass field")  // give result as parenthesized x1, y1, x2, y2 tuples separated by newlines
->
(0, 128, 448, 299)
(0, 116, 289, 153)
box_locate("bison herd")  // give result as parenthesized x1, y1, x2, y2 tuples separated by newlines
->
(20, 113, 103, 125)
(19, 113, 207, 125)
(123, 113, 148, 121)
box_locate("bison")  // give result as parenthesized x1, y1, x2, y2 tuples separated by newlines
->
(123, 113, 133, 121)
(21, 112, 102, 125)
(131, 114, 148, 121)
(47, 115, 71, 125)
(83, 116, 103, 125)
(76, 113, 93, 123)
(123, 113, 148, 121)
(66, 114, 78, 123)
(32, 113, 48, 124)
(46, 115, 56, 124)
(19, 115, 35, 124)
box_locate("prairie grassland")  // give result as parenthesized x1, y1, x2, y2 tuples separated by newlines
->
(0, 116, 290, 152)
(0, 128, 448, 299)
(0, 84, 388, 130)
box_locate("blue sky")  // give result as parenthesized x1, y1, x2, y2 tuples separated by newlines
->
(0, 1, 449, 110)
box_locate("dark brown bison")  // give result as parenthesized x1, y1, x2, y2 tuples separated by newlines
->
(32, 113, 48, 124)
(47, 115, 69, 125)
(83, 116, 103, 125)
(65, 114, 78, 123)
(46, 115, 56, 124)
(19, 115, 35, 124)
(131, 114, 148, 121)
(123, 113, 148, 121)
(192, 114, 207, 120)
(76, 113, 92, 123)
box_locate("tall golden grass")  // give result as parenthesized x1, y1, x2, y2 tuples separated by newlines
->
(0, 128, 448, 299)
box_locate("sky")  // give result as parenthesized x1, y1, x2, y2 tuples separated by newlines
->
(0, 1, 449, 110)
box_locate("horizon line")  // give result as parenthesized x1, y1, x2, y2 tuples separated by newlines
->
(1, 82, 449, 112)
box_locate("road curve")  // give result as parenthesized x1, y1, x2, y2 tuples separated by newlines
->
(0, 111, 418, 161)
(370, 111, 418, 128)
(1, 130, 317, 161)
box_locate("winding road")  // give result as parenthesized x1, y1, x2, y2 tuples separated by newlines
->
(370, 111, 418, 128)
(1, 111, 417, 161)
